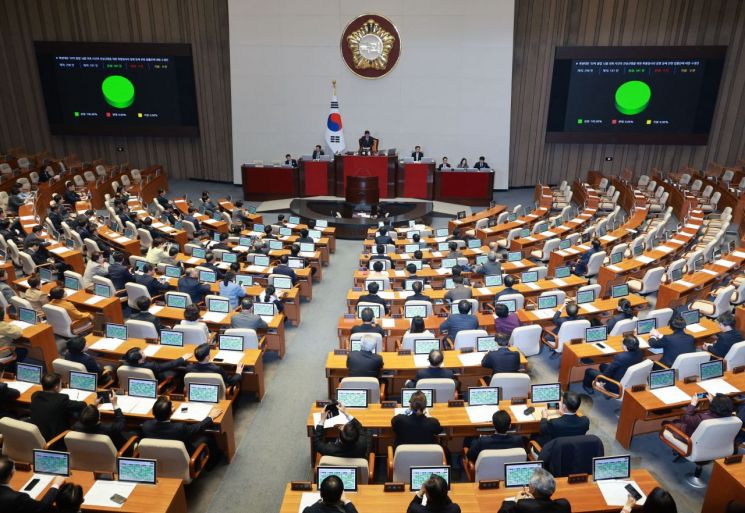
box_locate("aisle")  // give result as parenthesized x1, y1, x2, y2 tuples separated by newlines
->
(203, 239, 360, 513)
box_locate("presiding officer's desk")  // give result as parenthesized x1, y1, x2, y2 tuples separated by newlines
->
(324, 348, 527, 397)
(280, 471, 660, 513)
(702, 458, 745, 513)
(616, 368, 744, 449)
(10, 469, 187, 513)
(84, 333, 266, 402)
(557, 317, 720, 388)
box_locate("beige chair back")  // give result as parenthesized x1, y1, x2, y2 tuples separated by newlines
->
(0, 418, 46, 463)
(64, 432, 118, 472)
(392, 444, 444, 483)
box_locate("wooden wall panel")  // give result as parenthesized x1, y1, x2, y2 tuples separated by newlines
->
(0, 0, 232, 182)
(510, 0, 745, 187)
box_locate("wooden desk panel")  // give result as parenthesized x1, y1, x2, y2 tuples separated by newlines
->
(702, 459, 745, 513)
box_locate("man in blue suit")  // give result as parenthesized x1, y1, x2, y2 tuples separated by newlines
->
(108, 251, 135, 290)
(439, 299, 479, 348)
(573, 238, 601, 276)
(704, 311, 743, 358)
(649, 315, 696, 368)
(178, 268, 211, 304)
(582, 335, 643, 394)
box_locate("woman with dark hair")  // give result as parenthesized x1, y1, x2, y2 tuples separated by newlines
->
(55, 482, 85, 513)
(407, 474, 460, 513)
(621, 486, 677, 513)
(218, 271, 247, 310)
(607, 298, 634, 334)
(457, 158, 469, 169)
(261, 285, 284, 313)
(676, 393, 734, 436)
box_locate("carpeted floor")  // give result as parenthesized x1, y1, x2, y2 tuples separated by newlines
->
(160, 182, 705, 513)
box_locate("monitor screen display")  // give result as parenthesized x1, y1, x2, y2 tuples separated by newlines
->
(273, 276, 293, 290)
(19, 307, 37, 325)
(531, 383, 561, 403)
(636, 318, 656, 335)
(612, 284, 629, 298)
(468, 387, 500, 406)
(300, 242, 315, 252)
(253, 302, 276, 317)
(118, 457, 157, 484)
(128, 378, 157, 399)
(404, 304, 427, 319)
(188, 383, 219, 403)
(357, 303, 382, 319)
(207, 298, 230, 313)
(521, 271, 538, 283)
(218, 334, 244, 352)
(414, 339, 440, 355)
(254, 255, 270, 266)
(485, 274, 503, 287)
(17, 363, 43, 384)
(164, 265, 181, 278)
(336, 389, 368, 408)
(236, 274, 253, 287)
(316, 466, 357, 492)
(496, 299, 516, 313)
(64, 276, 80, 291)
(577, 289, 595, 304)
(681, 309, 700, 325)
(476, 336, 497, 352)
(410, 466, 450, 491)
(593, 455, 631, 481)
(34, 450, 70, 476)
(507, 252, 522, 262)
(649, 369, 675, 389)
(166, 294, 187, 309)
(94, 283, 112, 298)
(69, 371, 97, 392)
(160, 330, 184, 347)
(537, 295, 558, 310)
(221, 252, 237, 263)
(554, 266, 571, 279)
(700, 360, 724, 381)
(401, 388, 434, 408)
(585, 326, 608, 343)
(504, 462, 543, 488)
(106, 323, 128, 340)
(192, 248, 206, 259)
(199, 270, 217, 283)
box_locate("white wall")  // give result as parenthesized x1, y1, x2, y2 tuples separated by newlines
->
(228, 0, 514, 189)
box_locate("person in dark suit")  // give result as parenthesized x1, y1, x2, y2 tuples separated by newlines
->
(374, 227, 394, 245)
(297, 229, 314, 244)
(445, 275, 472, 303)
(186, 343, 243, 386)
(357, 281, 389, 315)
(407, 281, 431, 303)
(0, 382, 20, 419)
(493, 274, 519, 302)
(72, 393, 133, 449)
(391, 391, 442, 446)
(407, 474, 460, 513)
(494, 303, 521, 338)
(551, 301, 580, 332)
(411, 146, 424, 162)
(302, 475, 358, 513)
(284, 154, 298, 167)
(358, 130, 374, 154)
(481, 334, 521, 374)
(573, 238, 601, 276)
(0, 455, 66, 513)
(64, 336, 103, 375)
(48, 203, 66, 232)
(312, 145, 325, 160)
(135, 263, 170, 297)
(30, 373, 87, 441)
(141, 396, 222, 457)
(62, 182, 81, 205)
(537, 391, 589, 445)
(178, 268, 211, 304)
(648, 315, 696, 368)
(414, 350, 455, 384)
(474, 156, 490, 170)
(272, 255, 298, 285)
(583, 335, 643, 395)
(704, 311, 742, 358)
(54, 483, 84, 513)
(350, 308, 385, 337)
(466, 410, 524, 463)
(606, 298, 634, 334)
(123, 347, 192, 382)
(439, 300, 480, 348)
(497, 468, 571, 513)
(313, 403, 371, 459)
(201, 253, 225, 279)
(184, 206, 202, 231)
(155, 189, 172, 210)
(476, 252, 502, 276)
(130, 296, 163, 334)
(346, 335, 383, 378)
(108, 252, 135, 290)
(438, 157, 452, 170)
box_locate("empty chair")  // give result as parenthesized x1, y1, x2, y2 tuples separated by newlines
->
(417, 378, 456, 402)
(528, 266, 548, 280)
(453, 329, 489, 351)
(387, 444, 445, 482)
(131, 168, 143, 184)
(339, 377, 383, 404)
(608, 317, 637, 337)
(138, 439, 209, 484)
(670, 352, 712, 380)
(487, 373, 530, 401)
(137, 228, 153, 250)
(644, 308, 674, 328)
(224, 328, 264, 350)
(497, 228, 522, 249)
(691, 285, 734, 318)
(627, 266, 665, 295)
(542, 319, 591, 354)
(125, 282, 152, 309)
(463, 447, 527, 482)
(51, 358, 87, 384)
(690, 179, 702, 194)
(508, 324, 541, 357)
(724, 341, 745, 370)
(583, 251, 606, 278)
(0, 418, 61, 463)
(403, 300, 433, 318)
(538, 290, 567, 306)
(125, 319, 159, 339)
(577, 284, 601, 298)
(496, 293, 524, 311)
(64, 432, 135, 472)
(173, 324, 209, 346)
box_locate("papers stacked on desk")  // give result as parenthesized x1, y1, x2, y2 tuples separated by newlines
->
(89, 338, 124, 352)
(597, 480, 646, 506)
(581, 304, 599, 313)
(381, 318, 396, 329)
(674, 280, 695, 288)
(471, 248, 483, 254)
(202, 312, 226, 323)
(298, 493, 322, 513)
(299, 251, 316, 258)
(50, 246, 68, 255)
(100, 396, 157, 415)
(245, 265, 267, 273)
(533, 309, 556, 320)
(11, 320, 33, 330)
(5, 381, 35, 394)
(60, 389, 93, 401)
(701, 269, 718, 276)
(84, 295, 106, 305)
(686, 323, 707, 333)
(84, 481, 137, 508)
(399, 253, 410, 259)
(714, 259, 736, 268)
(214, 350, 244, 365)
(20, 474, 55, 499)
(114, 236, 130, 244)
(171, 402, 213, 421)
(732, 250, 745, 259)
(143, 345, 161, 357)
(650, 386, 690, 405)
(478, 287, 493, 295)
(466, 405, 500, 424)
(509, 404, 538, 422)
(600, 235, 617, 242)
(635, 255, 655, 264)
(413, 354, 430, 368)
(552, 278, 568, 287)
(697, 378, 739, 396)
(435, 268, 449, 275)
(458, 351, 485, 366)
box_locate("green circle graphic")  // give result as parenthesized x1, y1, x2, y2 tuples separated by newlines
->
(614, 80, 651, 116)
(101, 75, 135, 109)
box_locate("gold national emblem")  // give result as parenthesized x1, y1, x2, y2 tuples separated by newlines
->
(346, 18, 395, 71)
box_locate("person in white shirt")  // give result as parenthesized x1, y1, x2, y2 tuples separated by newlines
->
(82, 251, 109, 288)
(145, 238, 170, 265)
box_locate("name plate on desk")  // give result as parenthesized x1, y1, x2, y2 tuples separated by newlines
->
(567, 474, 589, 484)
(384, 482, 405, 492)
(334, 349, 349, 355)
(448, 399, 465, 407)
(291, 481, 312, 491)
(478, 480, 500, 489)
(724, 455, 743, 465)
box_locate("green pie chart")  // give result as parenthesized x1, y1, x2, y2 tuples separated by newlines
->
(101, 75, 135, 109)
(614, 80, 651, 115)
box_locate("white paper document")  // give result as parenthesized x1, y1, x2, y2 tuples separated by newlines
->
(458, 351, 486, 366)
(298, 492, 322, 513)
(509, 404, 538, 422)
(606, 265, 622, 272)
(466, 405, 500, 424)
(245, 265, 267, 273)
(99, 396, 156, 415)
(552, 279, 568, 287)
(674, 280, 695, 288)
(187, 257, 201, 264)
(4, 381, 35, 394)
(171, 402, 214, 421)
(657, 245, 674, 254)
(142, 344, 161, 357)
(50, 246, 68, 255)
(581, 304, 599, 313)
(564, 248, 580, 255)
(89, 338, 124, 352)
(148, 305, 164, 314)
(600, 235, 617, 242)
(20, 474, 55, 499)
(201, 312, 226, 323)
(60, 389, 93, 401)
(592, 342, 616, 354)
(478, 287, 493, 295)
(312, 412, 348, 429)
(534, 309, 556, 320)
(635, 255, 655, 264)
(214, 350, 244, 365)
(413, 354, 430, 368)
(431, 251, 443, 258)
(435, 268, 449, 275)
(685, 323, 707, 333)
(394, 270, 406, 277)
(83, 481, 137, 508)
(10, 320, 33, 330)
(700, 269, 718, 276)
(696, 378, 740, 396)
(525, 282, 541, 290)
(84, 295, 106, 305)
(381, 318, 396, 328)
(115, 236, 130, 244)
(732, 251, 745, 259)
(714, 259, 736, 268)
(650, 386, 690, 405)
(597, 480, 646, 506)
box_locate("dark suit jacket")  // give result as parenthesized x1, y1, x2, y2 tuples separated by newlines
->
(0, 382, 21, 418)
(467, 433, 524, 462)
(415, 367, 455, 383)
(439, 314, 479, 342)
(132, 357, 186, 381)
(391, 413, 442, 446)
(538, 414, 589, 445)
(411, 152, 424, 161)
(30, 390, 87, 440)
(284, 159, 298, 167)
(481, 348, 521, 374)
(551, 310, 580, 332)
(303, 502, 358, 513)
(497, 497, 571, 513)
(135, 274, 169, 297)
(709, 329, 743, 358)
(407, 495, 460, 513)
(346, 350, 384, 378)
(107, 264, 134, 291)
(178, 276, 211, 304)
(474, 161, 490, 169)
(601, 350, 643, 382)
(606, 312, 634, 334)
(312, 150, 325, 159)
(131, 311, 163, 334)
(273, 265, 298, 284)
(374, 235, 394, 245)
(313, 417, 371, 458)
(65, 351, 101, 374)
(359, 136, 374, 149)
(350, 323, 385, 337)
(357, 293, 389, 314)
(574, 248, 597, 276)
(186, 362, 241, 385)
(72, 407, 129, 448)
(407, 293, 431, 303)
(0, 484, 59, 513)
(493, 287, 518, 302)
(648, 329, 696, 367)
(141, 417, 213, 449)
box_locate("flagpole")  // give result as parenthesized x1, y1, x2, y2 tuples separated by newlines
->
(332, 80, 336, 96)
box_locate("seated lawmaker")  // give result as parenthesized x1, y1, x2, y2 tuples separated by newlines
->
(466, 410, 524, 463)
(671, 393, 734, 436)
(573, 238, 601, 276)
(622, 487, 678, 513)
(648, 315, 696, 368)
(142, 396, 222, 458)
(413, 350, 454, 384)
(346, 335, 383, 378)
(284, 154, 298, 167)
(494, 303, 520, 338)
(22, 274, 49, 314)
(369, 244, 392, 267)
(439, 300, 479, 348)
(411, 146, 424, 162)
(408, 474, 460, 513)
(303, 475, 358, 513)
(438, 157, 451, 170)
(219, 271, 247, 310)
(403, 316, 435, 342)
(314, 402, 371, 459)
(49, 286, 92, 323)
(180, 304, 210, 341)
(407, 281, 431, 303)
(312, 145, 325, 160)
(536, 391, 589, 445)
(582, 335, 642, 395)
(606, 298, 634, 334)
(374, 227, 394, 245)
(30, 373, 87, 441)
(108, 251, 135, 290)
(391, 391, 442, 446)
(474, 156, 490, 169)
(493, 274, 518, 301)
(179, 268, 211, 304)
(130, 296, 163, 334)
(476, 252, 501, 276)
(358, 130, 375, 153)
(497, 468, 570, 513)
(446, 241, 463, 259)
(351, 308, 384, 337)
(444, 275, 472, 303)
(123, 346, 192, 382)
(72, 393, 133, 449)
(64, 336, 104, 375)
(135, 263, 170, 297)
(273, 255, 298, 285)
(187, 343, 243, 386)
(704, 311, 742, 357)
(0, 455, 67, 513)
(551, 301, 580, 332)
(357, 281, 389, 315)
(481, 334, 520, 374)
(231, 297, 269, 330)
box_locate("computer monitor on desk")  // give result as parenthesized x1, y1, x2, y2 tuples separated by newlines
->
(401, 388, 433, 408)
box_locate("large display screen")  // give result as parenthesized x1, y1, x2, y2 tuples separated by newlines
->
(35, 41, 199, 136)
(546, 46, 726, 144)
